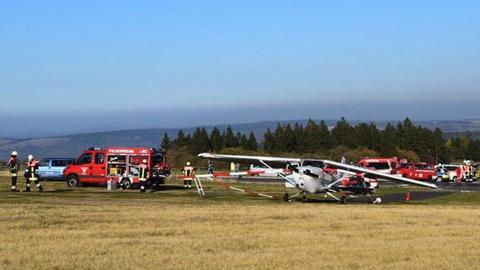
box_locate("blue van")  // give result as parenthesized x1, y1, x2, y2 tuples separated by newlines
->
(39, 158, 75, 180)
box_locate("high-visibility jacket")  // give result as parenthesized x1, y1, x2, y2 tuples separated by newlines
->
(138, 164, 148, 181)
(8, 157, 19, 177)
(27, 159, 39, 181)
(184, 166, 194, 180)
(456, 166, 464, 180)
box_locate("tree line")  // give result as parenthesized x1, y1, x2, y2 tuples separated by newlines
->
(161, 118, 480, 167)
(162, 126, 258, 153)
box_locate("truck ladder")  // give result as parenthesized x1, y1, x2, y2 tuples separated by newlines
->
(193, 176, 205, 197)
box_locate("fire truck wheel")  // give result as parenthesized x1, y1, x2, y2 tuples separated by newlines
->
(67, 175, 80, 187)
(121, 179, 132, 190)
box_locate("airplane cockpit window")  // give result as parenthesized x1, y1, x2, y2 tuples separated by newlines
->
(302, 160, 325, 168)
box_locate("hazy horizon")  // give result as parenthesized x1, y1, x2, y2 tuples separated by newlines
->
(2, 100, 480, 138)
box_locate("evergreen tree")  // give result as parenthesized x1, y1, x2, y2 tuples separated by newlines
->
(304, 119, 320, 151)
(209, 127, 223, 152)
(318, 120, 332, 150)
(331, 117, 354, 148)
(239, 134, 249, 149)
(235, 132, 242, 148)
(293, 123, 307, 153)
(273, 124, 287, 152)
(284, 124, 296, 152)
(263, 129, 275, 152)
(466, 139, 480, 161)
(379, 123, 397, 156)
(224, 126, 237, 148)
(161, 132, 170, 151)
(432, 128, 449, 163)
(189, 128, 210, 154)
(176, 129, 187, 147)
(246, 132, 258, 151)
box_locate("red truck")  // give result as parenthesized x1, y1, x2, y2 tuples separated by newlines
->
(358, 157, 399, 174)
(63, 147, 170, 189)
(397, 163, 436, 181)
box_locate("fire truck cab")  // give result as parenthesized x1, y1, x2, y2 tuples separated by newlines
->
(64, 147, 170, 189)
(358, 157, 397, 174)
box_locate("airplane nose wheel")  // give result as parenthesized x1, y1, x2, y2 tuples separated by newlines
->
(283, 193, 290, 202)
(340, 196, 347, 204)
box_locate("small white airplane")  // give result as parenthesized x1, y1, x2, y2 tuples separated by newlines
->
(198, 153, 438, 204)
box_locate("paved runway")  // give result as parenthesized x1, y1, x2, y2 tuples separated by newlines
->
(229, 176, 480, 203)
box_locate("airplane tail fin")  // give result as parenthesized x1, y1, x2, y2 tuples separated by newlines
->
(335, 157, 347, 180)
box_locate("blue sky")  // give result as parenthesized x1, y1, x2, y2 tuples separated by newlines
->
(1, 0, 479, 136)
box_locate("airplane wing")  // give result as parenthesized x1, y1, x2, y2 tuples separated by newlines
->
(198, 153, 301, 167)
(323, 160, 438, 189)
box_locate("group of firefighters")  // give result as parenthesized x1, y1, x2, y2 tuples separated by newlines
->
(6, 151, 43, 192)
(436, 161, 477, 182)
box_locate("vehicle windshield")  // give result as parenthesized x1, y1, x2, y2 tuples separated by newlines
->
(416, 164, 434, 170)
(77, 153, 92, 165)
(444, 166, 458, 172)
(39, 159, 49, 166)
(367, 162, 390, 170)
(52, 159, 69, 167)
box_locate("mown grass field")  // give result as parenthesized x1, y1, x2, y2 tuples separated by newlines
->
(1, 176, 480, 270)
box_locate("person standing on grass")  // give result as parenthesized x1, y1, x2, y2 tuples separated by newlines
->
(7, 151, 19, 192)
(24, 154, 43, 192)
(207, 160, 214, 174)
(138, 159, 148, 193)
(182, 162, 195, 189)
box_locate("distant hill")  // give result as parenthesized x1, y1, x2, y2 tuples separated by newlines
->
(1, 119, 480, 160)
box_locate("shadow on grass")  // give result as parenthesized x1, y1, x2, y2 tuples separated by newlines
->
(150, 185, 188, 192)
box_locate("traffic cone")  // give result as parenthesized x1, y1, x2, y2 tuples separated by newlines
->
(405, 192, 411, 202)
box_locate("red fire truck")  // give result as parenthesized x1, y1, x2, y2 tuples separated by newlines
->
(63, 147, 170, 189)
(397, 163, 436, 181)
(398, 163, 437, 181)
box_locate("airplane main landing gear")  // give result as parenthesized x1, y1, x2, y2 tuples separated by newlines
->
(283, 193, 290, 202)
(340, 196, 347, 204)
(302, 194, 308, 203)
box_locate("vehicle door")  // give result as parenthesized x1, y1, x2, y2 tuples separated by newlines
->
(51, 159, 70, 179)
(92, 152, 106, 184)
(38, 159, 52, 179)
(76, 152, 94, 183)
(405, 164, 413, 178)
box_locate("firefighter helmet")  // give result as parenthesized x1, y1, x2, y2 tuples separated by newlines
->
(28, 154, 34, 161)
(11, 151, 18, 156)
(186, 162, 191, 166)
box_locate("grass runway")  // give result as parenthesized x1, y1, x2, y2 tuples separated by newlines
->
(1, 177, 480, 270)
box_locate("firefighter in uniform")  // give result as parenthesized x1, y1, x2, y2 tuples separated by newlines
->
(7, 151, 19, 192)
(138, 159, 148, 193)
(183, 162, 195, 189)
(24, 154, 43, 192)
